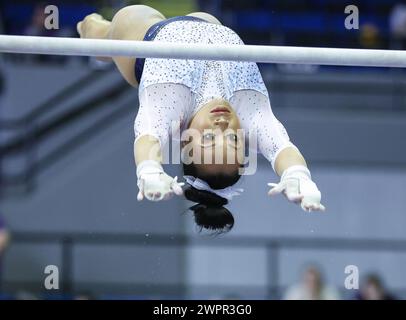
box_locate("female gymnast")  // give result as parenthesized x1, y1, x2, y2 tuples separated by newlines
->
(77, 5, 325, 233)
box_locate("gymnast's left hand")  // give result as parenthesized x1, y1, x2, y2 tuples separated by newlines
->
(136, 160, 184, 202)
(267, 165, 326, 212)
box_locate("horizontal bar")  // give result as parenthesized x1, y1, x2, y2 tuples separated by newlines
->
(1, 35, 406, 67)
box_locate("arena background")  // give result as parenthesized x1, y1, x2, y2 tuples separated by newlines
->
(0, 0, 405, 300)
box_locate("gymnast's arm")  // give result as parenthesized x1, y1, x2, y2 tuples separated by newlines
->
(77, 12, 187, 201)
(274, 146, 307, 176)
(262, 105, 325, 212)
(132, 84, 192, 201)
(134, 135, 161, 165)
(0, 229, 9, 254)
(232, 90, 325, 211)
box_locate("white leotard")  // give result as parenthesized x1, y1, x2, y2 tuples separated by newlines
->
(134, 20, 295, 169)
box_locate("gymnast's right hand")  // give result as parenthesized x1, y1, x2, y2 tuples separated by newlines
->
(136, 160, 184, 202)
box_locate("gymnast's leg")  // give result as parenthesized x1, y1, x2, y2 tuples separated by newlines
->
(77, 5, 166, 87)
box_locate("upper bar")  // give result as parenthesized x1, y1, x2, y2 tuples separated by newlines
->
(0, 35, 406, 68)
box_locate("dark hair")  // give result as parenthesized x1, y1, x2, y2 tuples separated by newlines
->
(183, 163, 242, 234)
(364, 274, 384, 289)
(183, 163, 241, 190)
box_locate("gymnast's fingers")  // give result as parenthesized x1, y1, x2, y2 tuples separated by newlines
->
(162, 191, 174, 201)
(301, 202, 325, 212)
(171, 177, 184, 196)
(137, 178, 145, 201)
(137, 190, 144, 201)
(145, 191, 163, 201)
(267, 182, 285, 196)
(310, 203, 326, 212)
(301, 202, 312, 212)
(152, 192, 164, 201)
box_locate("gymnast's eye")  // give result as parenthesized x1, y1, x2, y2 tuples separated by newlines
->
(228, 133, 237, 142)
(203, 133, 216, 141)
(226, 133, 238, 147)
(202, 132, 215, 144)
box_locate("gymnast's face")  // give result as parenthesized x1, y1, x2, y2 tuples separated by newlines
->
(182, 99, 244, 176)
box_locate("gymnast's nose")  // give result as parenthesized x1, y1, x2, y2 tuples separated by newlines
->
(214, 117, 229, 131)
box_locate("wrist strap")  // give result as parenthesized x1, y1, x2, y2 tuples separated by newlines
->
(281, 165, 311, 181)
(136, 160, 164, 178)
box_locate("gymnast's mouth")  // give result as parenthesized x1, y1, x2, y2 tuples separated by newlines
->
(210, 107, 230, 114)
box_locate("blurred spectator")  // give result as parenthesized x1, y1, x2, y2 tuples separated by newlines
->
(15, 291, 38, 300)
(390, 3, 406, 49)
(0, 67, 4, 188)
(284, 265, 340, 300)
(0, 0, 4, 118)
(0, 214, 10, 291)
(74, 291, 94, 300)
(0, 63, 4, 98)
(24, 3, 71, 38)
(359, 23, 383, 49)
(355, 274, 396, 300)
(25, 3, 53, 37)
(23, 3, 72, 63)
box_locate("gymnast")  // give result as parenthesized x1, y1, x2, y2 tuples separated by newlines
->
(77, 5, 325, 232)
